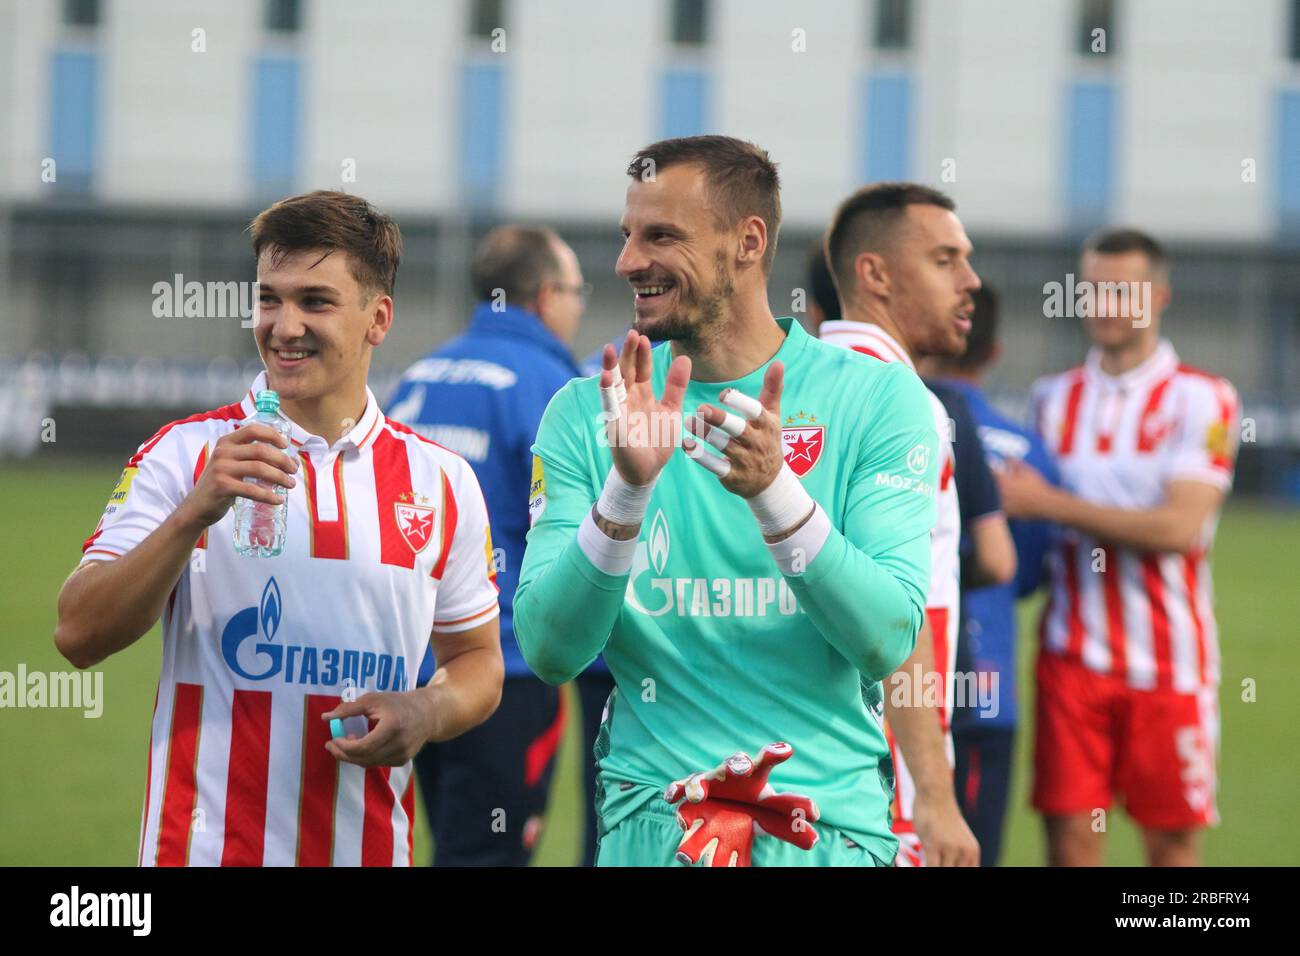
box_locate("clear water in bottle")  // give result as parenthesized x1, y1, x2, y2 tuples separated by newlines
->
(232, 389, 292, 557)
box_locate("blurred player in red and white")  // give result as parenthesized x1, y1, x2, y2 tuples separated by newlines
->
(999, 228, 1239, 867)
(55, 191, 504, 866)
(823, 183, 1015, 866)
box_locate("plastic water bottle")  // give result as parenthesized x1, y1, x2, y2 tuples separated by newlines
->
(232, 389, 292, 557)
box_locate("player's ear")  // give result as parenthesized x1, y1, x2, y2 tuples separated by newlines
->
(738, 216, 766, 269)
(1153, 279, 1171, 315)
(366, 294, 394, 346)
(533, 281, 556, 323)
(856, 251, 890, 300)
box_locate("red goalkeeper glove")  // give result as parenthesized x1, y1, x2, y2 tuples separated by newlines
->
(663, 741, 820, 867)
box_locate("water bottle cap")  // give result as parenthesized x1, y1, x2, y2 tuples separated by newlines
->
(254, 390, 280, 413)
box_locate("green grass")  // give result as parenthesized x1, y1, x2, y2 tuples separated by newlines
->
(1, 460, 1296, 865)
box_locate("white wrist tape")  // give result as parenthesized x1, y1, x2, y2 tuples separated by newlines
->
(595, 466, 655, 527)
(765, 503, 832, 575)
(747, 464, 816, 537)
(577, 510, 639, 575)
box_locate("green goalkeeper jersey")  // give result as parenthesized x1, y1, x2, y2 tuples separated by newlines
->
(515, 317, 939, 860)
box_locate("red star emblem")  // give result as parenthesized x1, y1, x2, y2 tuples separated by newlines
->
(781, 425, 825, 477)
(394, 502, 436, 553)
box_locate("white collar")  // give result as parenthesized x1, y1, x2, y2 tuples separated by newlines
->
(240, 371, 383, 453)
(819, 319, 915, 370)
(1083, 339, 1179, 391)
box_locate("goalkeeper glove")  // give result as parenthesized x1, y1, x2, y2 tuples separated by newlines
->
(663, 741, 820, 867)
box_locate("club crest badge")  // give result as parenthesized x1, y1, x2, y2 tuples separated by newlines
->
(395, 491, 435, 553)
(781, 411, 825, 478)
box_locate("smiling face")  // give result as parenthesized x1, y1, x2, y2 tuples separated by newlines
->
(883, 204, 981, 358)
(615, 163, 743, 344)
(254, 247, 391, 404)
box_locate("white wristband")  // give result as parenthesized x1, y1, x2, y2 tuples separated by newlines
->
(577, 511, 639, 575)
(595, 466, 656, 527)
(765, 503, 832, 574)
(747, 464, 816, 537)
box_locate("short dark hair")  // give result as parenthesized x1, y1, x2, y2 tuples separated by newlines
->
(249, 190, 403, 299)
(1083, 227, 1168, 275)
(626, 135, 782, 272)
(471, 226, 564, 305)
(824, 182, 955, 305)
(806, 239, 841, 323)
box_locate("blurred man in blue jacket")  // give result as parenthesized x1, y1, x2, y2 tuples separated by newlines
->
(927, 284, 1058, 866)
(387, 225, 588, 865)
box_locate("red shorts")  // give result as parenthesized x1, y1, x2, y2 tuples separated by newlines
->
(1033, 652, 1219, 831)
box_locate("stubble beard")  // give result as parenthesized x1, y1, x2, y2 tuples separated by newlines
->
(635, 250, 735, 354)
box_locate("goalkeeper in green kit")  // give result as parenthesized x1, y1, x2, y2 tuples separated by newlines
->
(514, 136, 940, 866)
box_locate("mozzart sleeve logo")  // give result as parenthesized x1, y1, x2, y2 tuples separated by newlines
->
(906, 443, 931, 474)
(220, 577, 409, 691)
(873, 442, 936, 498)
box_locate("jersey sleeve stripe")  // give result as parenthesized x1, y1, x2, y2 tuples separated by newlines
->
(87, 405, 243, 558)
(126, 402, 245, 470)
(81, 527, 106, 555)
(220, 689, 272, 866)
(296, 694, 342, 866)
(430, 469, 459, 581)
(361, 766, 396, 867)
(433, 598, 498, 629)
(157, 682, 204, 867)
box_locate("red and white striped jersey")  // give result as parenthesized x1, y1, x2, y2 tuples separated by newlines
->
(1031, 340, 1238, 692)
(819, 320, 960, 834)
(80, 372, 500, 866)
